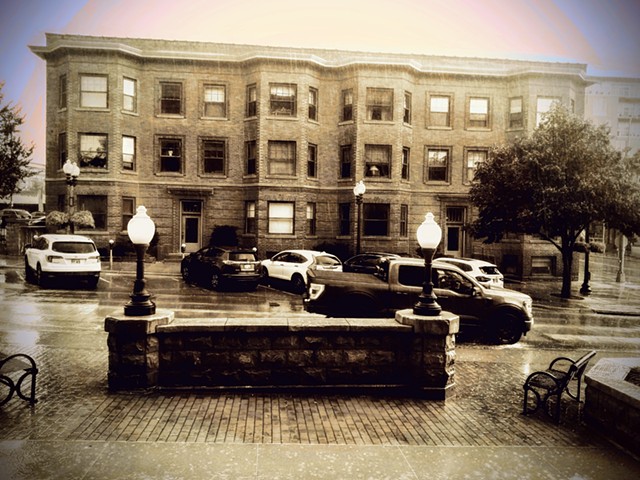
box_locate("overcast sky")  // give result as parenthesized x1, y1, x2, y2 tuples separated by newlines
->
(2, 0, 639, 166)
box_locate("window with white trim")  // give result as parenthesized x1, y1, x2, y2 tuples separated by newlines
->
(80, 75, 107, 108)
(402, 147, 410, 180)
(246, 140, 257, 175)
(268, 202, 294, 234)
(366, 88, 393, 121)
(309, 87, 318, 121)
(468, 97, 489, 128)
(160, 82, 182, 115)
(122, 135, 135, 170)
(159, 137, 182, 172)
(536, 97, 559, 126)
(268, 141, 296, 176)
(123, 77, 136, 112)
(403, 92, 412, 124)
(465, 149, 487, 183)
(270, 83, 296, 116)
(245, 201, 256, 234)
(202, 139, 226, 174)
(363, 203, 390, 236)
(307, 144, 317, 178)
(307, 202, 316, 235)
(426, 147, 450, 182)
(429, 95, 451, 127)
(79, 133, 108, 168)
(204, 84, 226, 117)
(509, 97, 523, 129)
(246, 84, 257, 117)
(365, 144, 391, 178)
(342, 89, 353, 121)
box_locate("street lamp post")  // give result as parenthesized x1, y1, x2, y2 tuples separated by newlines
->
(62, 159, 80, 233)
(353, 180, 366, 255)
(580, 225, 591, 295)
(124, 206, 156, 316)
(413, 212, 443, 316)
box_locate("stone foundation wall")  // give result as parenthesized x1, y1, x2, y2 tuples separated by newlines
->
(105, 309, 459, 400)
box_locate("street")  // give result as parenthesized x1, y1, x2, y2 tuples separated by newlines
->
(1, 253, 639, 479)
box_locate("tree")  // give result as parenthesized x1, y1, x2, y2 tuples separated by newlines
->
(470, 103, 640, 298)
(0, 83, 36, 199)
(209, 225, 239, 247)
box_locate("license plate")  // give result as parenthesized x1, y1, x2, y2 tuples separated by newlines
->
(72, 259, 82, 264)
(241, 264, 253, 271)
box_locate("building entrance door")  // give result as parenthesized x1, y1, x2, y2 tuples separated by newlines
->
(181, 200, 202, 253)
(445, 206, 466, 257)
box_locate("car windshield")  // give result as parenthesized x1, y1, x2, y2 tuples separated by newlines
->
(52, 241, 96, 254)
(315, 255, 340, 266)
(229, 252, 256, 262)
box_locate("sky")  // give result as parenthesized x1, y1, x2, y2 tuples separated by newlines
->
(1, 0, 639, 167)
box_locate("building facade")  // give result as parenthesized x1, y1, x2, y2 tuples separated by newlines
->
(31, 34, 589, 274)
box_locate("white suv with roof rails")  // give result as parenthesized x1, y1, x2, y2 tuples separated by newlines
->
(437, 257, 504, 288)
(24, 234, 101, 288)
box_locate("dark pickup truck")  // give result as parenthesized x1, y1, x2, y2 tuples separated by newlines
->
(304, 257, 534, 344)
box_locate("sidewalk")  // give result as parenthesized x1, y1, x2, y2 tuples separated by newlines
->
(1, 254, 640, 478)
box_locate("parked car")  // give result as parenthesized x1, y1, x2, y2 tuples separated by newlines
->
(28, 211, 47, 226)
(24, 234, 101, 288)
(181, 246, 261, 291)
(342, 252, 400, 274)
(1, 208, 32, 225)
(436, 257, 504, 288)
(305, 257, 533, 344)
(261, 249, 342, 293)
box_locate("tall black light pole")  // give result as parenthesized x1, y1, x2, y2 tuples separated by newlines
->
(580, 224, 591, 295)
(124, 206, 156, 316)
(62, 159, 80, 233)
(413, 212, 443, 316)
(353, 180, 366, 255)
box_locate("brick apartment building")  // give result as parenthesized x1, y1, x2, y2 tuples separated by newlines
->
(31, 34, 589, 277)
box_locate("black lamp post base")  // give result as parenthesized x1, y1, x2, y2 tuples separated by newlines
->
(124, 297, 156, 316)
(413, 300, 442, 317)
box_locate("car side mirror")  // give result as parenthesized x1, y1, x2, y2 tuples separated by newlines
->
(472, 286, 481, 296)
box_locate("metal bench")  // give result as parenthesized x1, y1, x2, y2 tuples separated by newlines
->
(523, 350, 596, 423)
(0, 353, 38, 406)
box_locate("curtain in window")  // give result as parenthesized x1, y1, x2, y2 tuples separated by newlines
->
(269, 203, 294, 234)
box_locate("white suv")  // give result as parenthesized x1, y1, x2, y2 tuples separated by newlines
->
(24, 234, 101, 288)
(437, 257, 504, 288)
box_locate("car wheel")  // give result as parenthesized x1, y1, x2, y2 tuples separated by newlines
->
(290, 273, 306, 294)
(492, 313, 522, 345)
(344, 294, 379, 318)
(261, 267, 270, 285)
(209, 271, 222, 291)
(24, 258, 34, 283)
(181, 263, 192, 283)
(35, 264, 46, 287)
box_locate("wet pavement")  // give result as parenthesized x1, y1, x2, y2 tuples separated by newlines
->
(0, 252, 639, 479)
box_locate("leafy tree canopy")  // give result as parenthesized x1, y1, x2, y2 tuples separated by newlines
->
(470, 103, 640, 297)
(0, 83, 36, 198)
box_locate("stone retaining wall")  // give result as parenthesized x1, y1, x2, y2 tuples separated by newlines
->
(105, 309, 459, 400)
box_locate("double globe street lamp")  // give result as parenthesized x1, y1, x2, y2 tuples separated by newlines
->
(124, 206, 156, 316)
(62, 159, 80, 233)
(413, 212, 443, 317)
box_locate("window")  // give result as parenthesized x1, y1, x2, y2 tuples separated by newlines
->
(363, 203, 389, 236)
(159, 138, 182, 172)
(122, 197, 135, 231)
(306, 202, 316, 235)
(59, 74, 67, 109)
(308, 87, 318, 121)
(426, 148, 450, 182)
(245, 201, 256, 234)
(468, 97, 489, 128)
(80, 75, 107, 108)
(340, 145, 352, 178)
(268, 202, 294, 234)
(366, 88, 393, 121)
(307, 144, 317, 178)
(342, 89, 353, 121)
(339, 203, 351, 236)
(403, 92, 412, 124)
(122, 135, 135, 170)
(429, 95, 451, 127)
(402, 147, 410, 180)
(268, 141, 296, 175)
(123, 77, 136, 112)
(204, 84, 226, 117)
(77, 195, 107, 230)
(509, 97, 523, 129)
(160, 82, 182, 115)
(400, 204, 408, 237)
(246, 84, 257, 117)
(202, 139, 226, 174)
(465, 149, 487, 183)
(58, 132, 67, 169)
(364, 144, 391, 178)
(537, 97, 559, 126)
(79, 133, 108, 168)
(246, 140, 257, 175)
(270, 83, 296, 116)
